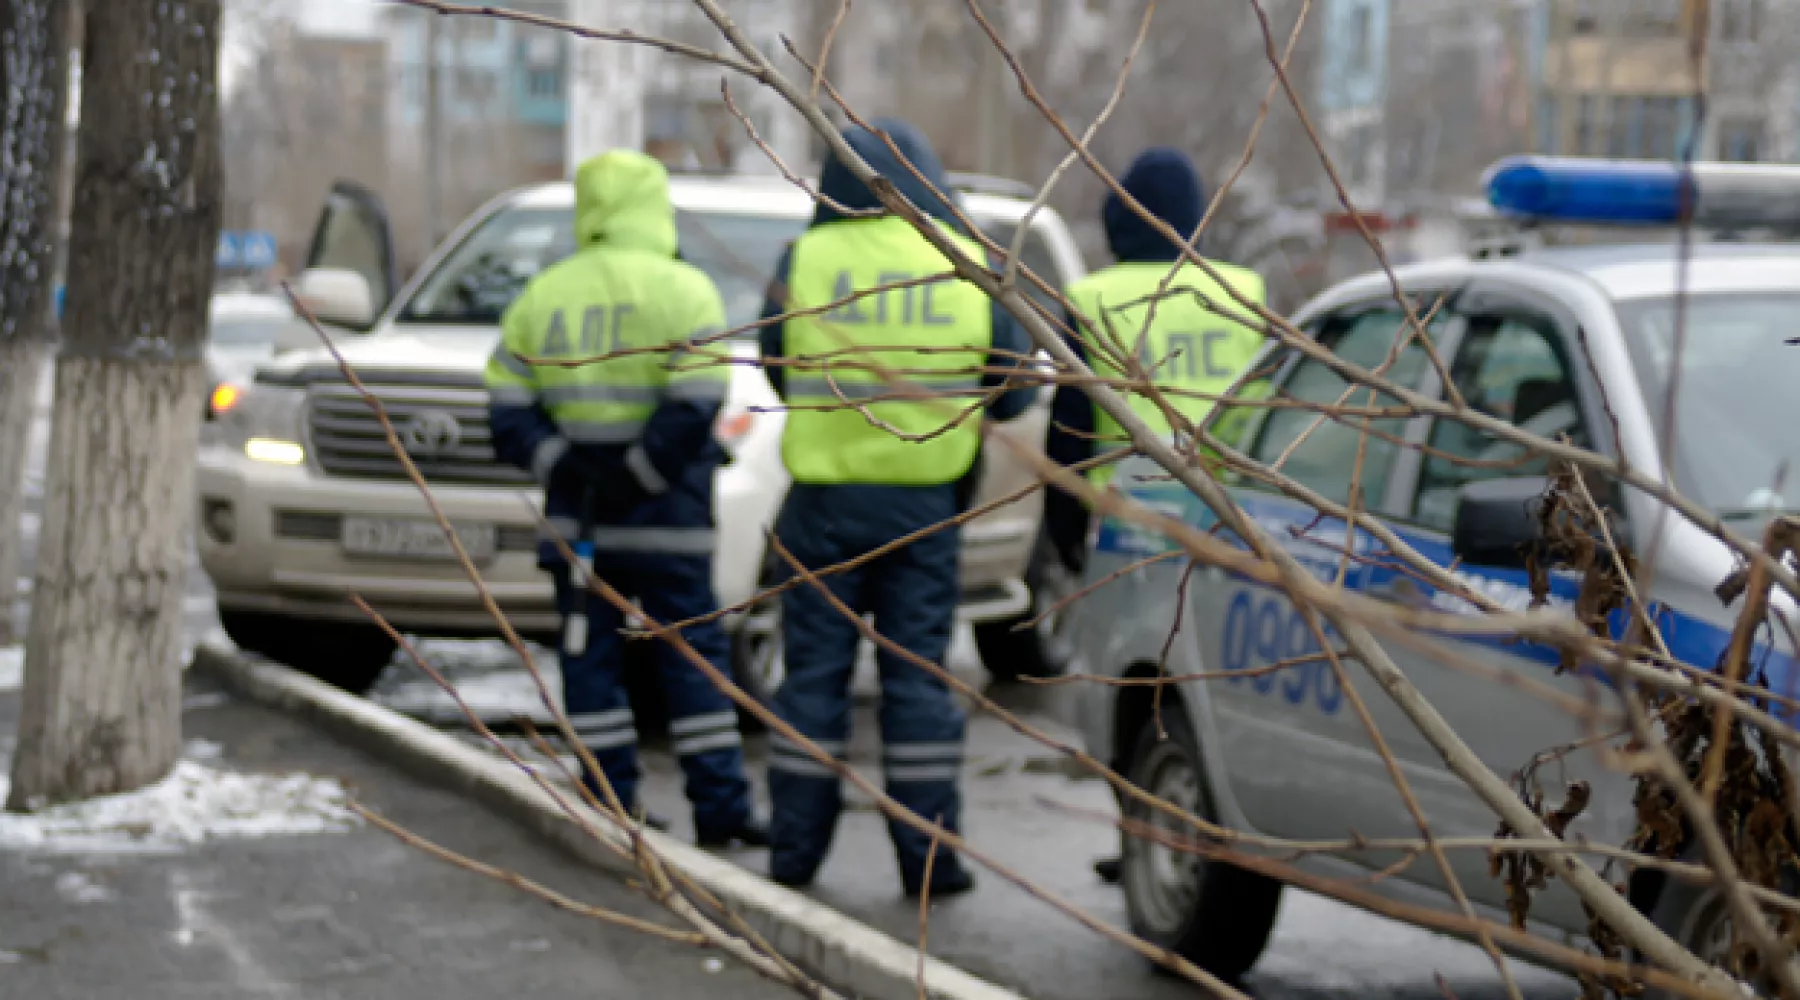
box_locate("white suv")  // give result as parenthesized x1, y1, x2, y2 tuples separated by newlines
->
(198, 173, 1085, 695)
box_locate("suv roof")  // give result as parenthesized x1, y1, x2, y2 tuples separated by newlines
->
(504, 171, 1066, 226)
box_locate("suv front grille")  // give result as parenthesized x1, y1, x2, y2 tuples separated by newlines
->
(307, 382, 536, 487)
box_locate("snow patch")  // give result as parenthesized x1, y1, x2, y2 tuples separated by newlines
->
(374, 638, 562, 725)
(54, 870, 115, 904)
(378, 667, 562, 725)
(0, 759, 360, 854)
(0, 645, 20, 692)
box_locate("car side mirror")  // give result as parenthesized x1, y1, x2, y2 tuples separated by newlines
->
(1451, 476, 1548, 570)
(293, 266, 376, 331)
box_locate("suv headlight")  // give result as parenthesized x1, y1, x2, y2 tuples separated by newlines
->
(220, 382, 308, 465)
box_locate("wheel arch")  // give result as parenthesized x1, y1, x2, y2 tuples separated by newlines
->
(1112, 660, 1199, 781)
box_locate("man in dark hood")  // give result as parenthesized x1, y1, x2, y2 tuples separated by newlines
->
(1044, 147, 1266, 886)
(1044, 146, 1266, 573)
(755, 119, 1035, 897)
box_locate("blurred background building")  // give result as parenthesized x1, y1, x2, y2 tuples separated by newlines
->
(217, 0, 1800, 310)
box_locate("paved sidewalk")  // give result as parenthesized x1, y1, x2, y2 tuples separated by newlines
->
(0, 677, 792, 1000)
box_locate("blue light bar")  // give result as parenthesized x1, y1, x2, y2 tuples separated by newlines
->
(1484, 156, 1800, 231)
(1485, 156, 1690, 225)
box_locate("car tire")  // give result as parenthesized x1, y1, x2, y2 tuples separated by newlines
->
(973, 536, 1075, 683)
(729, 554, 784, 730)
(218, 608, 396, 695)
(1121, 704, 1283, 983)
(1638, 843, 1799, 998)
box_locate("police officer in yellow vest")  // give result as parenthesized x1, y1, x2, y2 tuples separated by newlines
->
(758, 119, 1036, 896)
(1045, 147, 1266, 883)
(1045, 146, 1266, 570)
(486, 150, 765, 847)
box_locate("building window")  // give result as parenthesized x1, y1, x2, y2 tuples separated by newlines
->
(1720, 0, 1762, 41)
(461, 13, 496, 40)
(1536, 94, 1561, 153)
(646, 94, 689, 144)
(527, 68, 561, 98)
(1569, 0, 1599, 35)
(1642, 96, 1683, 159)
(1631, 0, 1685, 37)
(522, 32, 561, 69)
(1574, 94, 1598, 155)
(1720, 119, 1764, 162)
(1349, 4, 1374, 74)
(1606, 95, 1639, 158)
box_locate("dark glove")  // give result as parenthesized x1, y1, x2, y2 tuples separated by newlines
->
(548, 447, 608, 493)
(590, 476, 649, 522)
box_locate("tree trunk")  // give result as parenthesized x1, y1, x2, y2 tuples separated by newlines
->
(7, 0, 221, 809)
(0, 0, 80, 646)
(0, 342, 51, 643)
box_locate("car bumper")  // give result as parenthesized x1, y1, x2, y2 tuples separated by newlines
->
(196, 445, 564, 633)
(198, 445, 1031, 635)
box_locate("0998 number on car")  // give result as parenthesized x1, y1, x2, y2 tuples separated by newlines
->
(1218, 589, 1344, 716)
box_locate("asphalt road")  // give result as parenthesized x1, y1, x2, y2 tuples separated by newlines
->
(0, 678, 794, 1000)
(374, 644, 1578, 1000)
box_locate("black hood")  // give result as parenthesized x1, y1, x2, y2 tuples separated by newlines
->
(1103, 147, 1205, 263)
(813, 118, 962, 230)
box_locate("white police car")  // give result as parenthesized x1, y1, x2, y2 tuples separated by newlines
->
(1070, 157, 1800, 986)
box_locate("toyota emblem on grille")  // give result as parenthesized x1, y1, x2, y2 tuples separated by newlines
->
(401, 410, 463, 458)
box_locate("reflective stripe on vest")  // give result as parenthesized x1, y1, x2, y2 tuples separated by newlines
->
(779, 217, 994, 485)
(1066, 261, 1266, 486)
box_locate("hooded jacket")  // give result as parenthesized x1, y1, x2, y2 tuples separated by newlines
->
(1044, 147, 1211, 567)
(487, 151, 727, 567)
(756, 120, 1036, 524)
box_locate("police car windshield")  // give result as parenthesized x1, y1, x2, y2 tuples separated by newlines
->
(1616, 291, 1800, 518)
(398, 205, 807, 333)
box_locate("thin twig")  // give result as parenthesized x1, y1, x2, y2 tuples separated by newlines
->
(917, 820, 941, 1000)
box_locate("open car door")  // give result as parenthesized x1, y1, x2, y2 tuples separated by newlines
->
(297, 180, 398, 332)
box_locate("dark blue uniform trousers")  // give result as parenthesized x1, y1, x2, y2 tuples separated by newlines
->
(551, 552, 753, 839)
(768, 486, 969, 893)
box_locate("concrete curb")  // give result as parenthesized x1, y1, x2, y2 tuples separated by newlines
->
(192, 640, 1025, 1000)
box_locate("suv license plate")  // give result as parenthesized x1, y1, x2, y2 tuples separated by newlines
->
(341, 517, 497, 561)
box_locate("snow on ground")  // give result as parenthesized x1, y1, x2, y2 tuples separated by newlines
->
(373, 638, 563, 725)
(0, 746, 360, 854)
(0, 645, 19, 693)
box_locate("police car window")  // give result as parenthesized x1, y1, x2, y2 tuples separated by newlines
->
(1618, 292, 1800, 520)
(398, 206, 806, 332)
(978, 221, 1063, 320)
(1412, 316, 1587, 532)
(1244, 307, 1447, 508)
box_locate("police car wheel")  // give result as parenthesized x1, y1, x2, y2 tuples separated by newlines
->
(1121, 707, 1282, 982)
(218, 609, 395, 695)
(1638, 843, 1799, 998)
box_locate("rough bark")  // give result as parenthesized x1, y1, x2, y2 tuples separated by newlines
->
(0, 342, 49, 641)
(7, 0, 221, 808)
(0, 0, 79, 645)
(6, 361, 206, 806)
